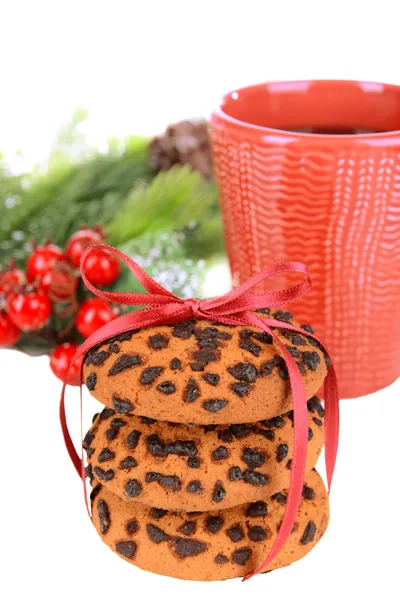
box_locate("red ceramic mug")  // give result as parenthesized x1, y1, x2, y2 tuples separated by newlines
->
(210, 80, 400, 399)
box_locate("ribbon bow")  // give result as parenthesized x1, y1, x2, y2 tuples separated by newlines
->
(60, 244, 339, 581)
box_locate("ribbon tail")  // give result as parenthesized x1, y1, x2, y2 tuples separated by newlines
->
(60, 381, 81, 476)
(323, 365, 340, 489)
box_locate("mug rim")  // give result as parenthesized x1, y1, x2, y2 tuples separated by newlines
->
(211, 79, 400, 142)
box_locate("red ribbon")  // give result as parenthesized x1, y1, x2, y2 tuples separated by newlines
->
(60, 244, 339, 581)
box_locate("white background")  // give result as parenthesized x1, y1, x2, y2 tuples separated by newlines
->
(1, 1, 400, 599)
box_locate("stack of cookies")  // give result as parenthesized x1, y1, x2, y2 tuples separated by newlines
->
(83, 309, 329, 581)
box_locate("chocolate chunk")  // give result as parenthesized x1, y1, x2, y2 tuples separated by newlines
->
(286, 345, 301, 358)
(253, 331, 273, 344)
(106, 428, 118, 441)
(261, 416, 285, 429)
(108, 343, 120, 353)
(218, 429, 233, 443)
(113, 396, 134, 414)
(108, 354, 141, 375)
(287, 459, 293, 470)
(307, 397, 325, 418)
(324, 354, 333, 366)
(249, 525, 268, 542)
(85, 464, 94, 482)
(303, 485, 316, 500)
(245, 501, 268, 517)
(242, 447, 265, 469)
(179, 521, 196, 536)
(301, 521, 317, 544)
(273, 310, 293, 322)
(172, 537, 207, 558)
(86, 350, 110, 367)
(185, 378, 200, 402)
(167, 440, 198, 458)
(213, 481, 226, 503)
(228, 362, 258, 383)
(151, 508, 168, 519)
(138, 418, 154, 427)
(146, 524, 171, 543)
(229, 466, 243, 481)
(205, 516, 224, 533)
(231, 382, 250, 397)
(308, 428, 314, 441)
(125, 519, 139, 535)
(125, 479, 142, 497)
(255, 307, 270, 315)
(97, 499, 110, 535)
(119, 456, 137, 469)
(232, 548, 251, 565)
(186, 480, 202, 494)
(215, 554, 229, 564)
(243, 470, 269, 486)
(83, 431, 95, 450)
(149, 333, 169, 350)
(110, 417, 126, 429)
(100, 407, 114, 420)
(226, 524, 244, 542)
(272, 492, 287, 504)
(239, 339, 262, 357)
(145, 434, 166, 457)
(145, 472, 181, 491)
(170, 358, 181, 370)
(297, 362, 306, 374)
(90, 484, 102, 502)
(172, 320, 195, 339)
(276, 444, 289, 462)
(260, 357, 279, 376)
(301, 324, 314, 334)
(116, 541, 136, 559)
(193, 349, 218, 364)
(106, 331, 134, 343)
(86, 373, 97, 391)
(188, 457, 201, 468)
(190, 361, 205, 371)
(230, 424, 253, 439)
(212, 446, 229, 461)
(302, 351, 321, 371)
(203, 373, 220, 386)
(93, 467, 114, 482)
(313, 417, 323, 427)
(239, 329, 254, 339)
(127, 429, 142, 450)
(157, 381, 176, 395)
(258, 428, 275, 441)
(282, 330, 307, 345)
(197, 326, 231, 341)
(98, 448, 115, 463)
(140, 366, 164, 384)
(203, 399, 228, 413)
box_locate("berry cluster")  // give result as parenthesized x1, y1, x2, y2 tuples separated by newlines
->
(0, 226, 121, 385)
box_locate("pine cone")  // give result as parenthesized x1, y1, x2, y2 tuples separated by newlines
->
(149, 120, 213, 179)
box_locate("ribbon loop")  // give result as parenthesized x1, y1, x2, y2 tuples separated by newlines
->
(61, 244, 339, 581)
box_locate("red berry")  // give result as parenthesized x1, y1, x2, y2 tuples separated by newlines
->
(7, 288, 51, 331)
(0, 311, 20, 347)
(39, 266, 78, 302)
(66, 228, 104, 268)
(0, 266, 25, 295)
(82, 248, 120, 287)
(75, 298, 117, 338)
(26, 243, 67, 282)
(50, 343, 83, 386)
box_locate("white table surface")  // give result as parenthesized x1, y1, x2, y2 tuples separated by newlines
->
(1, 348, 399, 600)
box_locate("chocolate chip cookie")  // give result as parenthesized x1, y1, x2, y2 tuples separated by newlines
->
(83, 315, 327, 424)
(85, 398, 324, 511)
(91, 468, 329, 581)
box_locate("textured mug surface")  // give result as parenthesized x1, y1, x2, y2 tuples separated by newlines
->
(210, 80, 400, 398)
